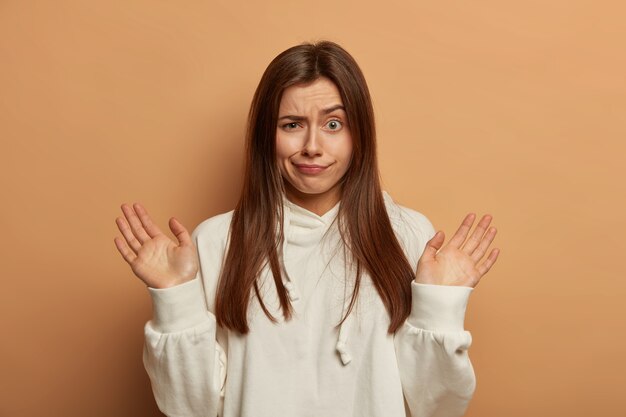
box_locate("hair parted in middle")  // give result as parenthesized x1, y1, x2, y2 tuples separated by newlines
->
(215, 39, 416, 335)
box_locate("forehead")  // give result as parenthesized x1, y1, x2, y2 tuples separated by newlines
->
(279, 77, 343, 111)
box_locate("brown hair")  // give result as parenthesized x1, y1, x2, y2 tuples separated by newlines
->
(215, 40, 415, 334)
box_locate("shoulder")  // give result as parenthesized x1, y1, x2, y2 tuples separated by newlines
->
(382, 191, 436, 267)
(190, 210, 234, 248)
(188, 210, 235, 312)
(383, 191, 436, 240)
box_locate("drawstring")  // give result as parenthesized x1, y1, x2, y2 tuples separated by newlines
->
(280, 204, 301, 302)
(280, 194, 351, 365)
(335, 249, 355, 366)
(283, 280, 300, 301)
(333, 191, 396, 365)
(335, 312, 354, 365)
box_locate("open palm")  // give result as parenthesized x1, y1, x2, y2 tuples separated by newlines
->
(415, 213, 500, 288)
(114, 203, 198, 289)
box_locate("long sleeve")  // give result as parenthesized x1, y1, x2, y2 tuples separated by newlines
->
(394, 282, 475, 417)
(386, 195, 476, 417)
(142, 221, 228, 417)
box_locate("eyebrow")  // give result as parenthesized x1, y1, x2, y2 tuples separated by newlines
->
(278, 104, 345, 121)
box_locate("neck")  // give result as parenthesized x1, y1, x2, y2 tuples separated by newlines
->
(284, 182, 342, 216)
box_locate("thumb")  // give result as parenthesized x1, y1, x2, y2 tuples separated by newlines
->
(169, 217, 192, 247)
(422, 230, 445, 261)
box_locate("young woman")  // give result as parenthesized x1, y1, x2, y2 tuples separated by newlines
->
(114, 40, 500, 417)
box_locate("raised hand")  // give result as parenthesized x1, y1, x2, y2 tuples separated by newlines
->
(114, 203, 199, 289)
(415, 213, 500, 288)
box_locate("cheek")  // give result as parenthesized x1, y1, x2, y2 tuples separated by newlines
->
(275, 132, 295, 160)
(275, 139, 287, 161)
(332, 133, 353, 162)
(343, 140, 354, 160)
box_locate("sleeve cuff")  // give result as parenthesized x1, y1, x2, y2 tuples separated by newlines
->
(147, 277, 209, 333)
(407, 281, 474, 332)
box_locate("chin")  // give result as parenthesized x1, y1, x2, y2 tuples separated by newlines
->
(289, 179, 341, 196)
(292, 186, 332, 196)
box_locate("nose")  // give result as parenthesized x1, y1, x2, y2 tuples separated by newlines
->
(302, 127, 322, 157)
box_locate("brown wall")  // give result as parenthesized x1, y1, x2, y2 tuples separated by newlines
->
(1, 1, 624, 416)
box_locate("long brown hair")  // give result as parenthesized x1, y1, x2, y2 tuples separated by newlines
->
(215, 40, 416, 335)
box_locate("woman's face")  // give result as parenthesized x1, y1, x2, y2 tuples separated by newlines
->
(275, 76, 353, 211)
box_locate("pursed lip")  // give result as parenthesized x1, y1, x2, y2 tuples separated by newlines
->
(293, 163, 329, 169)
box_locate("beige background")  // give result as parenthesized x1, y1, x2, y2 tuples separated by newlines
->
(1, 1, 624, 416)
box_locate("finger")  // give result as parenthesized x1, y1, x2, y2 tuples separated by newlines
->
(476, 248, 500, 277)
(471, 226, 497, 263)
(421, 230, 445, 261)
(447, 213, 476, 249)
(115, 216, 141, 253)
(169, 217, 192, 247)
(462, 214, 493, 254)
(133, 203, 164, 238)
(121, 203, 152, 244)
(114, 236, 138, 264)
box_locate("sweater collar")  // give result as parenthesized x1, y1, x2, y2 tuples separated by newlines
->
(281, 194, 341, 227)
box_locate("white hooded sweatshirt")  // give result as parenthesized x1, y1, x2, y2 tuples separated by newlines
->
(143, 191, 476, 417)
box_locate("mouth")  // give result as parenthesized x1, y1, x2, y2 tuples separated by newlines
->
(293, 163, 329, 175)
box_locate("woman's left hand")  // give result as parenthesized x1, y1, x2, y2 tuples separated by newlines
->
(415, 213, 500, 288)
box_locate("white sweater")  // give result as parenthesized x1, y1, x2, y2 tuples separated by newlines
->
(143, 191, 476, 417)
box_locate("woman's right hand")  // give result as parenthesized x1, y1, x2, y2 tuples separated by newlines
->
(114, 202, 199, 289)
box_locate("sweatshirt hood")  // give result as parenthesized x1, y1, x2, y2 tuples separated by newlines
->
(279, 194, 354, 365)
(278, 191, 397, 366)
